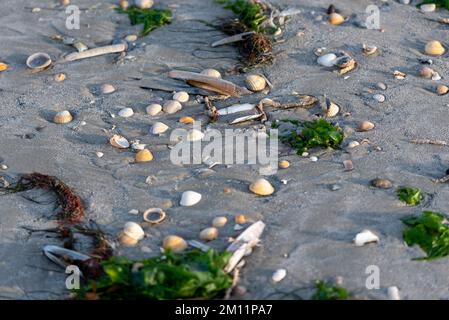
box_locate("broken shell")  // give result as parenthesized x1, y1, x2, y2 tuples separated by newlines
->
(96, 151, 104, 158)
(419, 66, 435, 78)
(120, 222, 145, 246)
(53, 110, 73, 124)
(317, 53, 337, 67)
(151, 122, 169, 135)
(0, 62, 8, 72)
(118, 107, 134, 118)
(333, 55, 354, 69)
(425, 40, 445, 56)
(212, 216, 228, 228)
(179, 116, 195, 124)
(245, 75, 266, 92)
(101, 84, 116, 94)
(187, 129, 204, 142)
(201, 68, 222, 78)
(135, 149, 153, 162)
(135, 0, 153, 9)
(199, 227, 219, 241)
(371, 178, 392, 189)
(54, 73, 66, 82)
(347, 141, 360, 149)
(143, 208, 166, 224)
(180, 191, 202, 206)
(343, 159, 354, 171)
(329, 12, 345, 25)
(109, 134, 130, 149)
(235, 214, 247, 224)
(393, 70, 407, 80)
(163, 100, 182, 114)
(131, 141, 146, 151)
(73, 42, 88, 52)
(272, 269, 287, 283)
(249, 178, 275, 196)
(26, 52, 52, 70)
(358, 120, 375, 132)
(279, 160, 290, 169)
(373, 94, 385, 103)
(437, 84, 449, 95)
(420, 3, 436, 13)
(363, 44, 378, 56)
(432, 72, 441, 81)
(323, 98, 340, 117)
(163, 235, 188, 253)
(146, 103, 162, 116)
(353, 229, 379, 246)
(173, 91, 189, 103)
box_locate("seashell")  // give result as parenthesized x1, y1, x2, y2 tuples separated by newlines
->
(163, 235, 188, 253)
(371, 178, 392, 189)
(272, 269, 287, 283)
(420, 3, 436, 12)
(212, 216, 228, 228)
(118, 107, 134, 118)
(199, 227, 219, 241)
(333, 55, 354, 69)
(53, 110, 73, 124)
(425, 40, 445, 56)
(180, 191, 202, 206)
(54, 73, 66, 82)
(347, 141, 360, 149)
(120, 222, 145, 246)
(317, 53, 337, 67)
(310, 156, 318, 162)
(388, 286, 400, 300)
(329, 12, 345, 25)
(279, 160, 290, 169)
(163, 100, 182, 114)
(109, 134, 130, 149)
(393, 70, 407, 80)
(419, 66, 435, 78)
(173, 91, 189, 103)
(135, 149, 153, 162)
(26, 52, 52, 70)
(131, 141, 146, 151)
(135, 0, 153, 9)
(187, 129, 204, 142)
(373, 94, 385, 103)
(323, 98, 340, 117)
(143, 208, 166, 224)
(249, 178, 275, 196)
(363, 44, 378, 56)
(353, 229, 379, 246)
(0, 62, 8, 72)
(235, 214, 247, 224)
(73, 42, 88, 53)
(358, 120, 375, 132)
(437, 84, 449, 95)
(125, 34, 138, 42)
(129, 209, 139, 215)
(42, 245, 90, 269)
(101, 84, 116, 94)
(120, 0, 129, 10)
(432, 72, 441, 81)
(343, 159, 354, 171)
(245, 75, 266, 92)
(32, 7, 41, 13)
(146, 103, 162, 116)
(179, 116, 195, 124)
(376, 82, 387, 90)
(96, 151, 104, 158)
(151, 122, 169, 135)
(200, 68, 222, 78)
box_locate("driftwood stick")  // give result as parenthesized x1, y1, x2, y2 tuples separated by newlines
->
(64, 43, 127, 62)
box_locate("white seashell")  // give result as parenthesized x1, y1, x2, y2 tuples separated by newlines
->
(310, 156, 318, 162)
(73, 42, 88, 52)
(353, 229, 379, 246)
(217, 103, 255, 116)
(373, 94, 385, 103)
(123, 222, 145, 241)
(26, 52, 52, 70)
(109, 134, 130, 149)
(201, 68, 222, 78)
(173, 91, 189, 103)
(432, 72, 442, 81)
(420, 3, 436, 12)
(347, 141, 360, 149)
(146, 103, 162, 116)
(163, 100, 182, 114)
(129, 209, 139, 215)
(376, 82, 387, 90)
(212, 216, 228, 228)
(187, 129, 204, 142)
(96, 151, 104, 158)
(101, 84, 115, 94)
(118, 107, 134, 118)
(272, 269, 287, 283)
(135, 0, 153, 9)
(131, 142, 146, 151)
(387, 286, 400, 300)
(180, 191, 202, 206)
(151, 122, 169, 135)
(317, 53, 337, 67)
(199, 227, 219, 241)
(245, 75, 266, 92)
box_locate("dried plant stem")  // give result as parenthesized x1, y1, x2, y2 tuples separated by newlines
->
(411, 139, 449, 146)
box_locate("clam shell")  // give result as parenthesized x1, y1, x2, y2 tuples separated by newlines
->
(53, 110, 73, 124)
(26, 52, 52, 70)
(163, 235, 188, 252)
(187, 129, 204, 142)
(163, 100, 182, 114)
(279, 160, 290, 169)
(135, 149, 153, 162)
(123, 221, 144, 242)
(329, 13, 345, 25)
(371, 178, 392, 189)
(420, 3, 436, 12)
(353, 229, 379, 246)
(358, 120, 375, 132)
(101, 84, 116, 94)
(272, 269, 287, 283)
(212, 216, 228, 228)
(135, 0, 153, 9)
(425, 40, 445, 56)
(151, 122, 169, 135)
(201, 68, 222, 78)
(245, 75, 266, 92)
(317, 53, 337, 67)
(235, 214, 247, 224)
(437, 84, 449, 95)
(419, 66, 435, 78)
(118, 107, 134, 118)
(146, 103, 162, 116)
(180, 191, 202, 206)
(324, 98, 340, 117)
(347, 141, 360, 149)
(173, 91, 189, 103)
(179, 116, 195, 124)
(249, 178, 275, 196)
(373, 94, 385, 103)
(120, 233, 139, 246)
(199, 227, 219, 241)
(109, 134, 130, 149)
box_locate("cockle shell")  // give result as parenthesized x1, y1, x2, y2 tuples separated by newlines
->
(146, 103, 162, 116)
(163, 235, 188, 253)
(118, 107, 134, 118)
(272, 269, 287, 283)
(151, 122, 169, 135)
(120, 222, 145, 246)
(26, 52, 52, 70)
(317, 53, 337, 67)
(187, 129, 204, 142)
(358, 120, 375, 132)
(101, 84, 115, 94)
(249, 178, 275, 196)
(201, 68, 222, 78)
(437, 84, 449, 95)
(199, 227, 218, 241)
(179, 116, 195, 124)
(245, 75, 266, 92)
(163, 100, 182, 114)
(53, 110, 73, 124)
(279, 160, 290, 169)
(329, 13, 345, 25)
(135, 149, 153, 162)
(173, 91, 189, 103)
(135, 0, 153, 9)
(353, 229, 379, 246)
(425, 40, 445, 56)
(212, 216, 228, 228)
(109, 134, 130, 149)
(180, 191, 202, 206)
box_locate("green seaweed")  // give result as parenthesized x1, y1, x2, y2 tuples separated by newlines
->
(418, 0, 449, 10)
(397, 186, 423, 206)
(279, 119, 344, 154)
(76, 249, 232, 300)
(116, 6, 172, 36)
(402, 211, 449, 260)
(311, 281, 350, 300)
(216, 0, 267, 32)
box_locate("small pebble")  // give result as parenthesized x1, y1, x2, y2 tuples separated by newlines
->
(0, 164, 8, 170)
(129, 209, 139, 215)
(232, 286, 247, 297)
(272, 269, 287, 283)
(279, 160, 290, 169)
(343, 160, 354, 171)
(420, 3, 436, 12)
(125, 34, 138, 42)
(95, 151, 104, 158)
(310, 156, 318, 162)
(330, 184, 342, 191)
(301, 152, 309, 157)
(373, 94, 385, 103)
(376, 82, 387, 90)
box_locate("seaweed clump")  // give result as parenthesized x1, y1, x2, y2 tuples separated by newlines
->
(116, 6, 172, 36)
